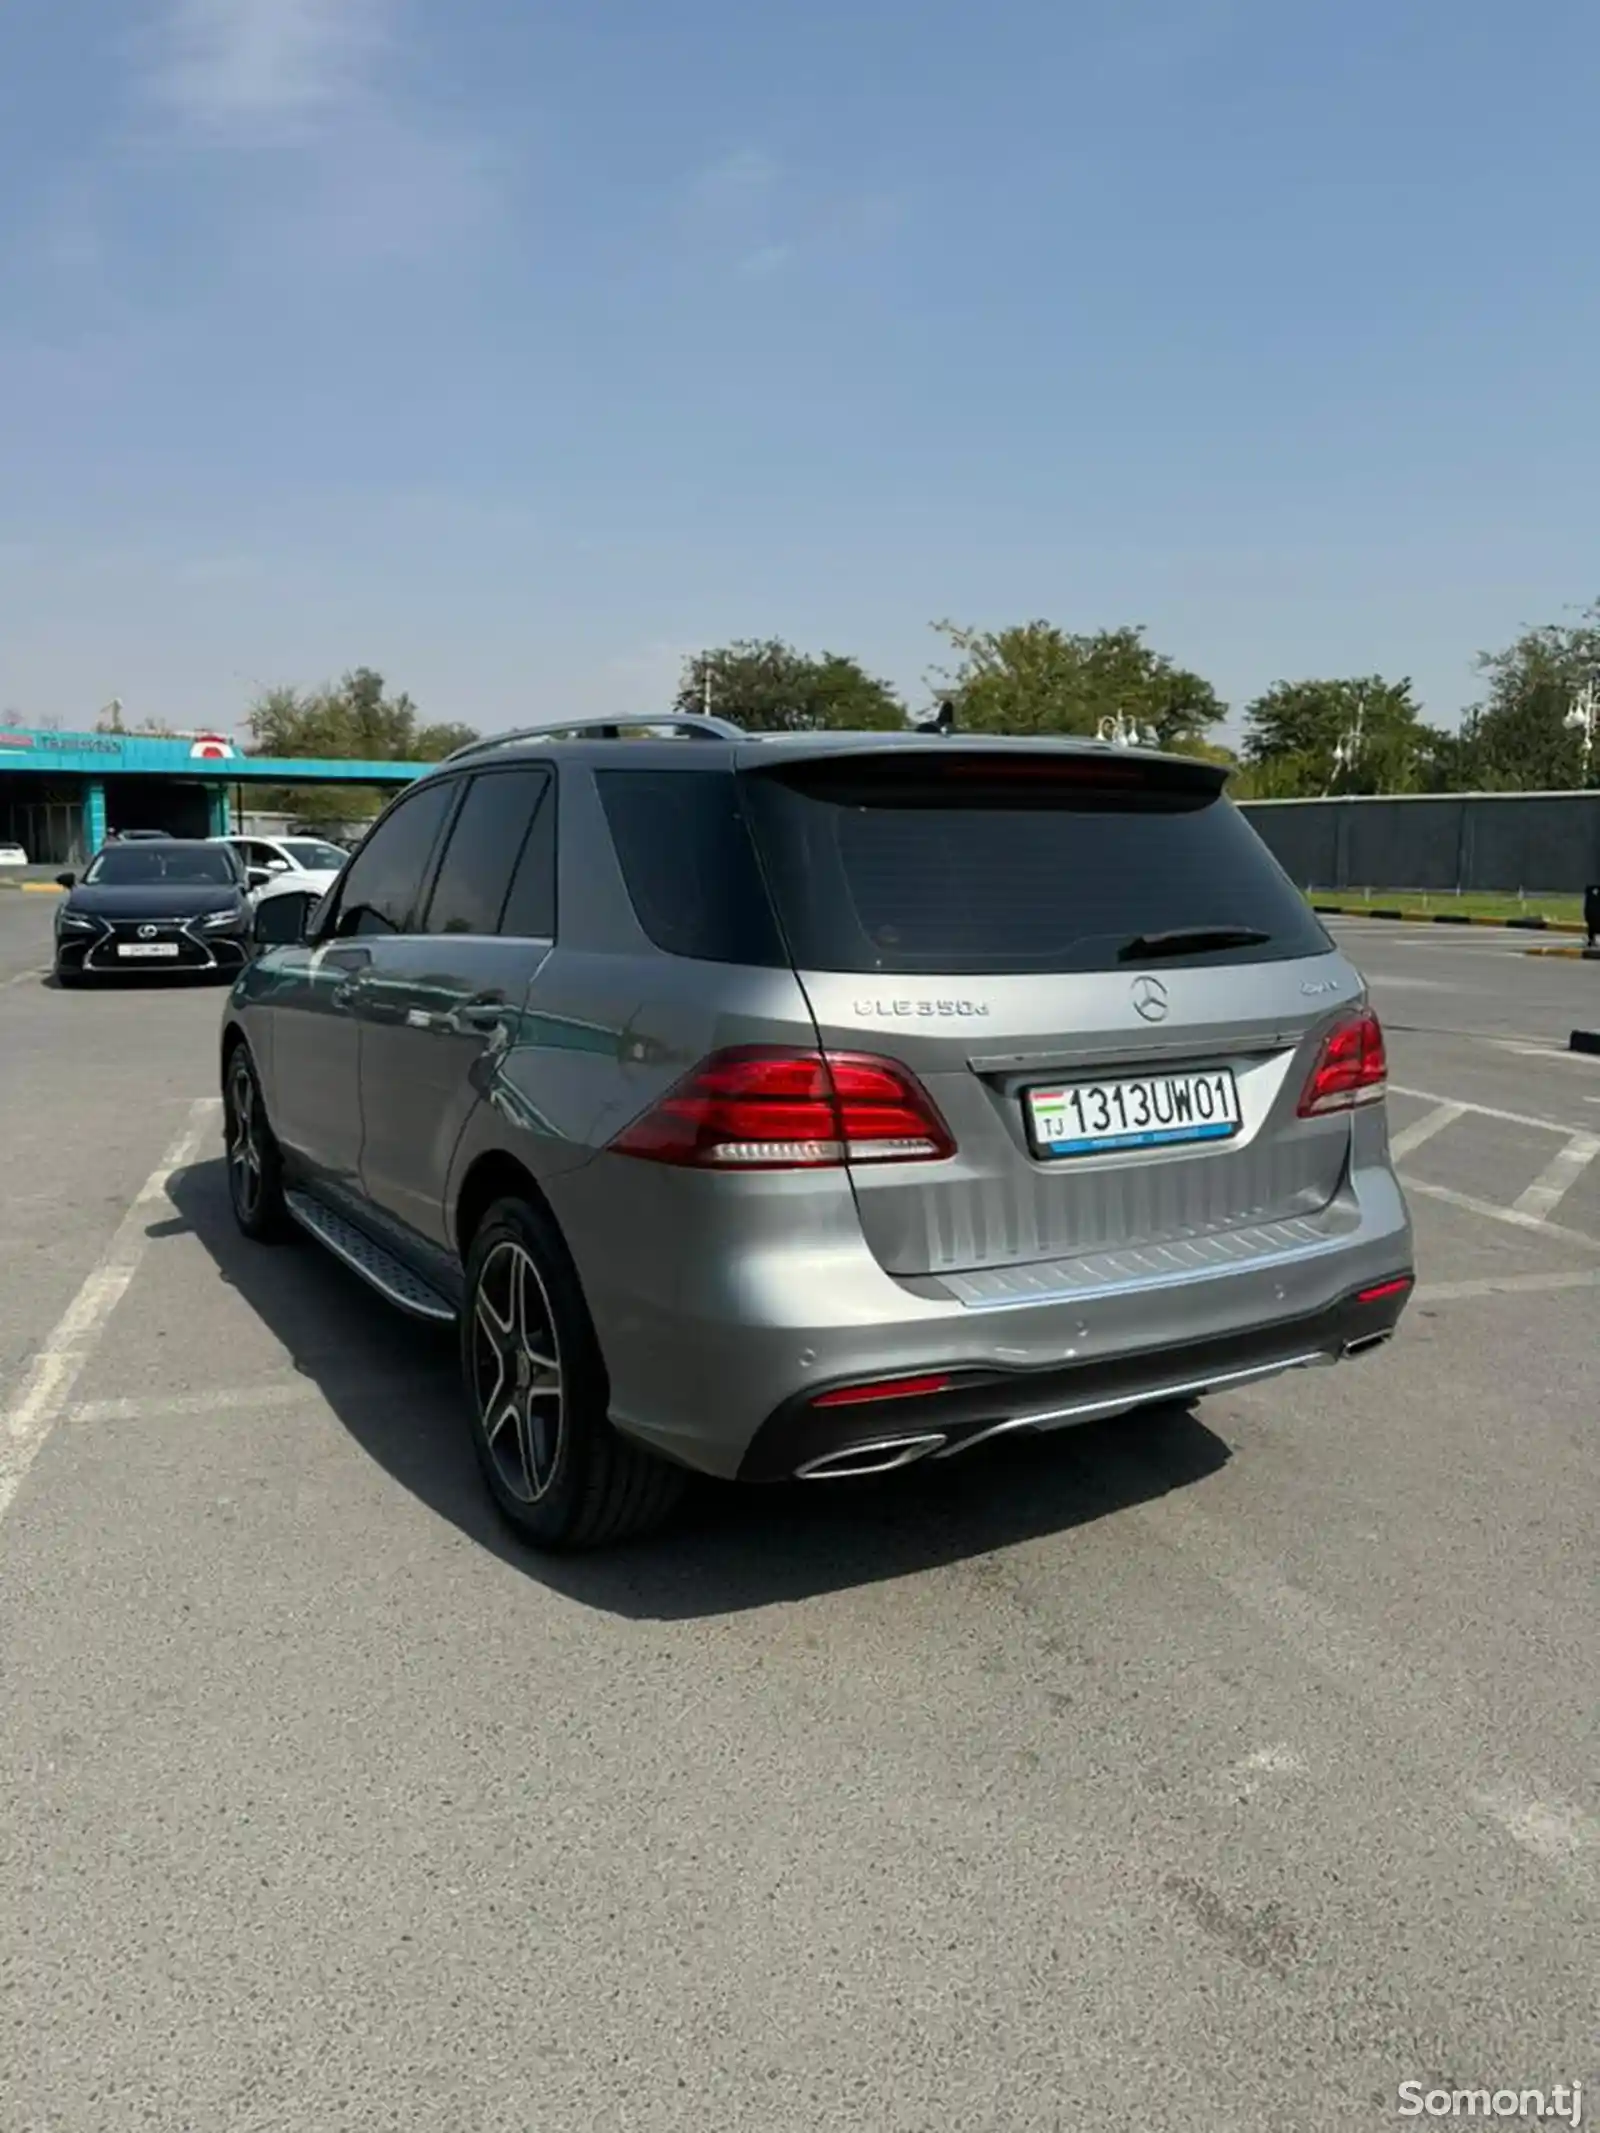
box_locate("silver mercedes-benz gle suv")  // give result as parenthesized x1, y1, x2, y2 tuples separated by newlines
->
(221, 715, 1413, 1549)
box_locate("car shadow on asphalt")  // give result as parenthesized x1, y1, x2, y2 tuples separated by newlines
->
(164, 1157, 1234, 1622)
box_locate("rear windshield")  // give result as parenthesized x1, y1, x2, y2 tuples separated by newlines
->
(738, 755, 1331, 975)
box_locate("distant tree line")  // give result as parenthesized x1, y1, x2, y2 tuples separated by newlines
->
(677, 607, 1600, 797)
(234, 600, 1600, 810)
(243, 666, 476, 826)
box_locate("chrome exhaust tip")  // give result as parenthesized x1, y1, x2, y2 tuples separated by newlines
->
(1343, 1331, 1392, 1359)
(795, 1433, 948, 1480)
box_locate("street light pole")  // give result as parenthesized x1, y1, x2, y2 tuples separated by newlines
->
(1096, 711, 1159, 750)
(1564, 678, 1599, 783)
(1324, 691, 1366, 797)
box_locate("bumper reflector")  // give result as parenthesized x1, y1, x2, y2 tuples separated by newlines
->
(812, 1373, 954, 1409)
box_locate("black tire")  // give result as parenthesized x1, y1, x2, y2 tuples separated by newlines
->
(53, 966, 83, 990)
(460, 1195, 687, 1551)
(223, 1042, 295, 1243)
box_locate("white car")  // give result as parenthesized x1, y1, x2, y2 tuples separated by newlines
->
(252, 865, 338, 924)
(0, 840, 28, 866)
(214, 833, 348, 904)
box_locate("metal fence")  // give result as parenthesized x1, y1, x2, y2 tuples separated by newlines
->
(1238, 791, 1600, 896)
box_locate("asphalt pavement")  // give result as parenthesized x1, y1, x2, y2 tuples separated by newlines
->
(1, 891, 1597, 2133)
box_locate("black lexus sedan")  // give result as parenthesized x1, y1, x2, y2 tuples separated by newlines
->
(53, 838, 258, 986)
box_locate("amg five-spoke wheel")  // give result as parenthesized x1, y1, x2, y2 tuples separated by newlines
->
(224, 1043, 292, 1242)
(227, 1052, 264, 1224)
(470, 1238, 564, 1504)
(461, 1196, 686, 1550)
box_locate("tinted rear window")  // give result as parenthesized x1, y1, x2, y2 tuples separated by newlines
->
(739, 755, 1330, 975)
(423, 769, 551, 936)
(596, 769, 785, 965)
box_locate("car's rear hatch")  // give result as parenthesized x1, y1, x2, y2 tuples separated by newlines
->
(736, 741, 1362, 1281)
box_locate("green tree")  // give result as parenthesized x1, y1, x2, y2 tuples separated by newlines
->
(676, 640, 904, 732)
(245, 669, 476, 828)
(1456, 603, 1600, 790)
(247, 668, 475, 762)
(929, 620, 1225, 743)
(1240, 676, 1444, 796)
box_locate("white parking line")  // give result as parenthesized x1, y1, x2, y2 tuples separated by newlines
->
(1512, 1133, 1600, 1220)
(1133, 1490, 1599, 1895)
(1387, 1100, 1467, 1160)
(1415, 1268, 1600, 1302)
(71, 1376, 452, 1423)
(1390, 1084, 1591, 1138)
(1491, 1040, 1594, 1065)
(0, 1099, 219, 1525)
(1397, 1175, 1600, 1253)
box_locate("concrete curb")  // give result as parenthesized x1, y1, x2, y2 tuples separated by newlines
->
(1570, 1029, 1600, 1057)
(1312, 902, 1586, 934)
(1525, 944, 1600, 960)
(0, 881, 62, 894)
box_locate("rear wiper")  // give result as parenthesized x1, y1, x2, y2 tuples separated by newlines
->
(1116, 925, 1272, 962)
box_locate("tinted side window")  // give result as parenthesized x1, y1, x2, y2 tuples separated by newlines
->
(422, 769, 551, 936)
(594, 770, 784, 965)
(332, 781, 456, 938)
(499, 780, 557, 938)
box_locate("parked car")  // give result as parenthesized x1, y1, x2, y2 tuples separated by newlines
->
(251, 865, 338, 933)
(222, 715, 1414, 1551)
(214, 833, 348, 906)
(53, 838, 253, 985)
(0, 840, 27, 866)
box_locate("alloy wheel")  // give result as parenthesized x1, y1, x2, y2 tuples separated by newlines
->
(471, 1239, 564, 1503)
(226, 1055, 263, 1223)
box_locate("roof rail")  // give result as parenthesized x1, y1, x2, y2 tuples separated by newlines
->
(442, 713, 745, 763)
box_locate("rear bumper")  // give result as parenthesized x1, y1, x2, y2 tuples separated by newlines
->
(736, 1271, 1412, 1481)
(558, 1153, 1414, 1482)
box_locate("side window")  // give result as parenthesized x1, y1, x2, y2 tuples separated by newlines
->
(595, 769, 784, 964)
(498, 780, 557, 938)
(331, 780, 457, 938)
(421, 769, 551, 937)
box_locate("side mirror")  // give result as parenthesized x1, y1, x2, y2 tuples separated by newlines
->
(246, 866, 274, 888)
(251, 889, 318, 950)
(56, 872, 76, 889)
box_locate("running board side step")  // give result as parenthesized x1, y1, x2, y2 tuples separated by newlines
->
(285, 1191, 457, 1324)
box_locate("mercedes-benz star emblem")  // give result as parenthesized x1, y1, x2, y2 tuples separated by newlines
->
(1131, 974, 1169, 1023)
(138, 924, 158, 940)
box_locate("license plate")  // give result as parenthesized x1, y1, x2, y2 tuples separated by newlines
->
(1027, 1068, 1242, 1157)
(117, 942, 180, 959)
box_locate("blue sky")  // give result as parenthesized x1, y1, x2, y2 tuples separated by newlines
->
(3, 0, 1599, 741)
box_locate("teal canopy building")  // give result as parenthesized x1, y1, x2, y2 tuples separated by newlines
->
(0, 726, 427, 863)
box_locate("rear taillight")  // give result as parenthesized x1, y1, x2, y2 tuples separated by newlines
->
(812, 1372, 955, 1408)
(1357, 1276, 1413, 1304)
(608, 1047, 956, 1169)
(1297, 1007, 1388, 1117)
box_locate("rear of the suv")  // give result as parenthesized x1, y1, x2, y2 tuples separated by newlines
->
(546, 738, 1412, 1501)
(224, 726, 1412, 1551)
